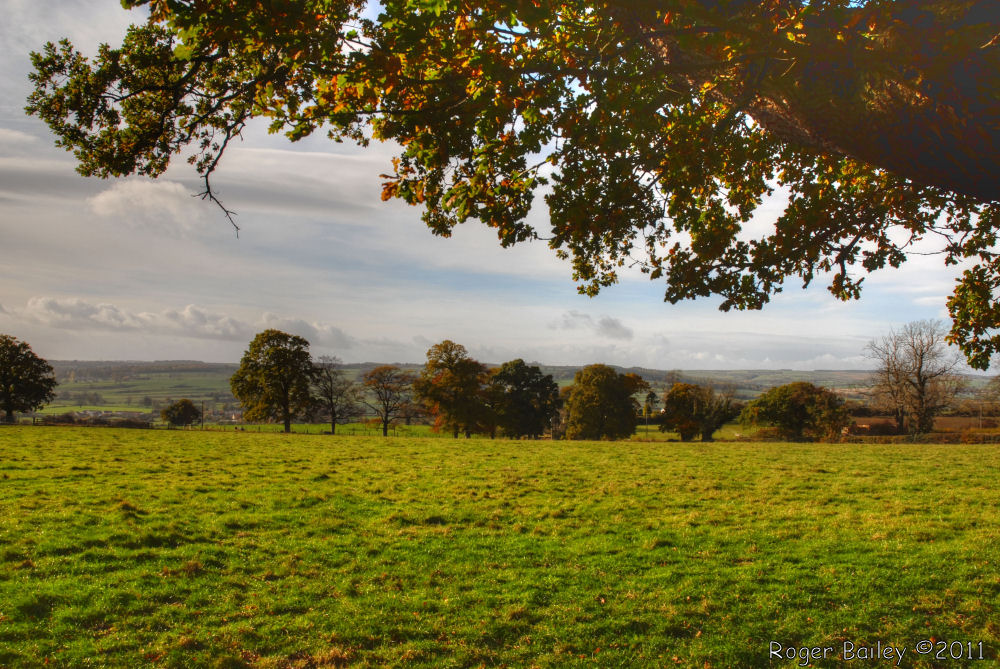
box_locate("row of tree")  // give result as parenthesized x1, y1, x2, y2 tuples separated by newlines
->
(0, 319, 984, 440)
(227, 331, 668, 439)
(227, 331, 566, 437)
(0, 329, 867, 442)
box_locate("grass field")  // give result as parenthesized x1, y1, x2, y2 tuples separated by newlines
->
(1, 427, 998, 667)
(45, 369, 237, 414)
(201, 424, 738, 440)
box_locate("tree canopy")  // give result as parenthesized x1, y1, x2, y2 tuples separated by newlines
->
(230, 329, 314, 432)
(488, 358, 560, 439)
(0, 334, 57, 423)
(160, 398, 202, 427)
(660, 382, 735, 442)
(25, 1, 1000, 365)
(739, 381, 848, 441)
(413, 340, 487, 438)
(563, 364, 643, 440)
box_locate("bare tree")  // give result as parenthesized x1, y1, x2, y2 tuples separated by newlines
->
(362, 366, 415, 437)
(311, 355, 362, 435)
(866, 321, 965, 434)
(866, 333, 909, 434)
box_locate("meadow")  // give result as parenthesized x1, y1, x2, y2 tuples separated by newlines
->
(1, 427, 998, 667)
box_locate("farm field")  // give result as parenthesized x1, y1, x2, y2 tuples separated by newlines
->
(44, 360, 913, 415)
(1, 427, 998, 667)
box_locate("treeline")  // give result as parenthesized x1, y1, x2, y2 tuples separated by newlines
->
(225, 332, 568, 437)
(219, 330, 658, 438)
(216, 320, 995, 441)
(5, 320, 998, 441)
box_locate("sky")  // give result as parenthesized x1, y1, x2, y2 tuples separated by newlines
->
(0, 0, 978, 371)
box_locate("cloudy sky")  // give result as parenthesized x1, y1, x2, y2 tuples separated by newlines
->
(0, 0, 975, 370)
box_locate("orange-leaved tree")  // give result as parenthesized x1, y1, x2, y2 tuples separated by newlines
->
(413, 340, 488, 438)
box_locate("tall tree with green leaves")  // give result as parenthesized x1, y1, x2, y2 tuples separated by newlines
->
(563, 364, 642, 440)
(740, 382, 849, 442)
(230, 329, 313, 433)
(660, 383, 736, 442)
(0, 334, 57, 423)
(25, 1, 1000, 365)
(413, 340, 487, 438)
(488, 359, 560, 439)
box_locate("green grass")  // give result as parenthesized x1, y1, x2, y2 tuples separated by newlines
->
(202, 423, 453, 437)
(1, 427, 998, 667)
(48, 370, 237, 410)
(630, 423, 747, 441)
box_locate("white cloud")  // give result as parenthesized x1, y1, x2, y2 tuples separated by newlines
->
(260, 313, 355, 349)
(25, 297, 141, 330)
(595, 317, 634, 341)
(157, 305, 250, 340)
(87, 180, 208, 234)
(554, 310, 593, 330)
(18, 297, 361, 350)
(23, 297, 247, 340)
(0, 129, 36, 145)
(551, 310, 634, 340)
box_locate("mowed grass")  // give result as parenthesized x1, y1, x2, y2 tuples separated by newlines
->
(1, 428, 998, 668)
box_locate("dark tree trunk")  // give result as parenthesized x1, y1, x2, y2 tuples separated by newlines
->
(5, 409, 13, 424)
(330, 419, 336, 435)
(382, 420, 389, 437)
(283, 416, 291, 433)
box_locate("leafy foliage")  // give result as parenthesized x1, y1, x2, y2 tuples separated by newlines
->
(230, 329, 314, 433)
(160, 398, 201, 427)
(660, 382, 736, 442)
(24, 1, 1000, 365)
(660, 383, 701, 441)
(487, 359, 560, 439)
(413, 340, 487, 438)
(0, 335, 57, 422)
(739, 381, 848, 441)
(563, 364, 642, 440)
